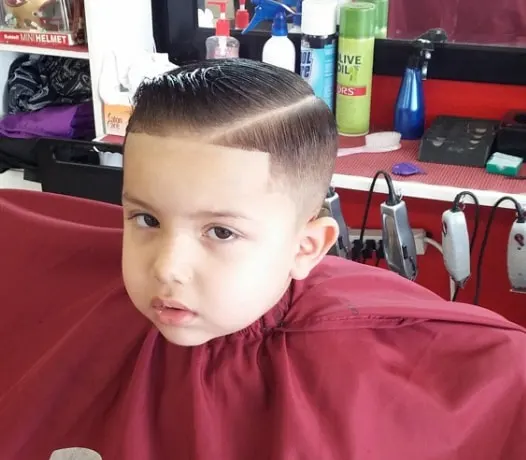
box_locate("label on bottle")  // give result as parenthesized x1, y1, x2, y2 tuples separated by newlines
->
(300, 37, 336, 111)
(206, 36, 239, 59)
(335, 37, 375, 136)
(213, 47, 239, 59)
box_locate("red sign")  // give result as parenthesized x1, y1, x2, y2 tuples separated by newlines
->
(0, 30, 74, 47)
(336, 84, 367, 97)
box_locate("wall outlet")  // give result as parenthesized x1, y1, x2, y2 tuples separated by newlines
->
(347, 228, 428, 255)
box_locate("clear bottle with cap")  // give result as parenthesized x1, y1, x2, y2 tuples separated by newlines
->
(262, 10, 296, 72)
(300, 0, 338, 110)
(335, 2, 376, 136)
(205, 2, 240, 59)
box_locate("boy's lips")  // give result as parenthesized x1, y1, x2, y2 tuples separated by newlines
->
(151, 297, 192, 311)
(150, 297, 196, 326)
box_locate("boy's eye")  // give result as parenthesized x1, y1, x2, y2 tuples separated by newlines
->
(206, 226, 236, 241)
(134, 213, 160, 228)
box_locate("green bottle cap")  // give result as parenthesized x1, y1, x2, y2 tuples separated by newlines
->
(339, 3, 376, 39)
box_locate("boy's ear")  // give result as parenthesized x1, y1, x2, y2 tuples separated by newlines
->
(290, 216, 339, 280)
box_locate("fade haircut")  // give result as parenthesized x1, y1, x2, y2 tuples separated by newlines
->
(126, 59, 338, 216)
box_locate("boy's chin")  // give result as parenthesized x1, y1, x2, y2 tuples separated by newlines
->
(156, 324, 217, 347)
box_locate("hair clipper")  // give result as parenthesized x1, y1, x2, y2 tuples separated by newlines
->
(381, 200, 418, 280)
(323, 187, 351, 258)
(441, 208, 470, 286)
(507, 219, 526, 293)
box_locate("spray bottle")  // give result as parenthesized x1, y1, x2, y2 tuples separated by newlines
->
(300, 0, 338, 110)
(242, 0, 297, 35)
(205, 2, 240, 59)
(262, 10, 296, 71)
(394, 29, 446, 140)
(335, 2, 376, 136)
(393, 41, 426, 140)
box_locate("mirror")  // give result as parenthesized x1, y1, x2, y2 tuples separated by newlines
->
(390, 1, 526, 46)
(197, 0, 526, 47)
(197, 0, 236, 29)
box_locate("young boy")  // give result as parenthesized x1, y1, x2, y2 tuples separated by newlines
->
(0, 59, 525, 459)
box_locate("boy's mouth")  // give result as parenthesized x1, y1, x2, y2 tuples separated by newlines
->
(151, 297, 192, 311)
(150, 297, 196, 326)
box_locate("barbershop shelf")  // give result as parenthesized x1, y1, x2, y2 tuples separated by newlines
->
(0, 43, 89, 59)
(94, 135, 125, 145)
(333, 139, 525, 209)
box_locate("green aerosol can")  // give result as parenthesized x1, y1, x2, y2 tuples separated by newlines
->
(336, 3, 376, 136)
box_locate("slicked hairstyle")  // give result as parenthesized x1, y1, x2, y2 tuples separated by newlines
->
(126, 59, 338, 216)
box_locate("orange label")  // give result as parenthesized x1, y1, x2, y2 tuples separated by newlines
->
(103, 104, 132, 136)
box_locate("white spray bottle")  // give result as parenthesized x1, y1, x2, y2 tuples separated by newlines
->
(262, 9, 296, 72)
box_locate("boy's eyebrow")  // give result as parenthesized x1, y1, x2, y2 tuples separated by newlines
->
(122, 192, 254, 221)
(189, 210, 254, 221)
(121, 193, 158, 213)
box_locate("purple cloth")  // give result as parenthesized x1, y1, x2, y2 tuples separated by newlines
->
(0, 103, 94, 139)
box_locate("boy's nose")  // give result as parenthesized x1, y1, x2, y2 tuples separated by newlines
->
(153, 238, 193, 285)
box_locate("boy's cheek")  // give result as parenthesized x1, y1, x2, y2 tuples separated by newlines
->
(122, 246, 148, 296)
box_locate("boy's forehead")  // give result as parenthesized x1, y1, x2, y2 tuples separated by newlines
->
(124, 133, 272, 180)
(123, 133, 288, 214)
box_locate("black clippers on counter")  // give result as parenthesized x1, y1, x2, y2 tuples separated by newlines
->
(323, 187, 351, 259)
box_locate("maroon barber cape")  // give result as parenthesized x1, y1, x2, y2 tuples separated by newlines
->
(0, 189, 525, 459)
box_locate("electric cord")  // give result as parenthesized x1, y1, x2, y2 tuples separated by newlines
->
(424, 236, 442, 254)
(451, 283, 462, 303)
(357, 170, 398, 262)
(449, 191, 481, 302)
(473, 196, 526, 306)
(423, 236, 458, 300)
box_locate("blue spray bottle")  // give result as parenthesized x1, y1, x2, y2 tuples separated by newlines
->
(242, 0, 297, 35)
(394, 29, 447, 140)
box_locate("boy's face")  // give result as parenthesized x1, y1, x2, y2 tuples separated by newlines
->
(122, 133, 336, 346)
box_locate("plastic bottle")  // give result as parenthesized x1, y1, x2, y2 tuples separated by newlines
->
(242, 0, 297, 34)
(262, 10, 296, 71)
(205, 2, 240, 59)
(300, 0, 338, 110)
(394, 47, 425, 139)
(363, 0, 389, 38)
(235, 0, 250, 29)
(335, 3, 376, 136)
(394, 30, 445, 139)
(197, 8, 215, 28)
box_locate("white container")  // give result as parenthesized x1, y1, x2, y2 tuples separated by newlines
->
(262, 11, 296, 72)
